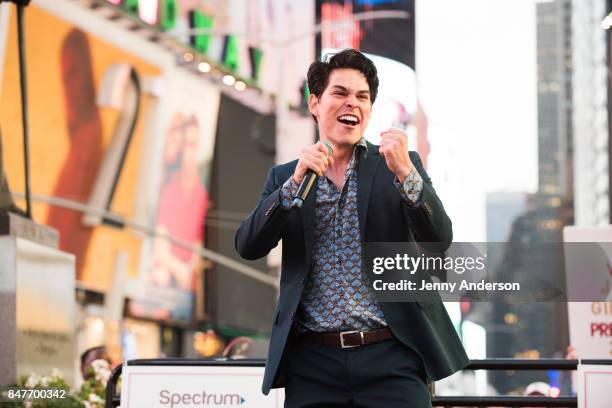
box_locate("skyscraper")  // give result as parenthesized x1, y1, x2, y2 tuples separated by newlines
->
(486, 0, 575, 393)
(537, 0, 574, 199)
(572, 0, 610, 226)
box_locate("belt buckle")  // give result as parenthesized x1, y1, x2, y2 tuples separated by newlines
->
(340, 330, 364, 348)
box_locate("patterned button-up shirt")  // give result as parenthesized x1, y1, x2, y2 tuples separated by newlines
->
(280, 139, 423, 332)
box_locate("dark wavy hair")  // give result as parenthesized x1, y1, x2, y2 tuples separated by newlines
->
(307, 49, 379, 122)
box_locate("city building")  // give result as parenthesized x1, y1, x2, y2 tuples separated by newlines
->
(572, 0, 609, 226)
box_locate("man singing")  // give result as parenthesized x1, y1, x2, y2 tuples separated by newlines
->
(235, 49, 468, 407)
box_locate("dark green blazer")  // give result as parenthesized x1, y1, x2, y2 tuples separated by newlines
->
(235, 143, 469, 395)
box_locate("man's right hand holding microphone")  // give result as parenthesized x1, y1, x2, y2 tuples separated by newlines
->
(289, 141, 334, 208)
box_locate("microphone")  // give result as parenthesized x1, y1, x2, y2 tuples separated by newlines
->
(292, 140, 334, 208)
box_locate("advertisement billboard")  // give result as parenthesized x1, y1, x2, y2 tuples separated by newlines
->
(316, 0, 430, 166)
(317, 0, 415, 67)
(207, 94, 276, 334)
(0, 5, 161, 289)
(130, 68, 220, 322)
(563, 226, 612, 359)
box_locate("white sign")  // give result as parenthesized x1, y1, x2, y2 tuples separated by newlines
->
(563, 226, 612, 358)
(120, 365, 284, 408)
(577, 364, 612, 408)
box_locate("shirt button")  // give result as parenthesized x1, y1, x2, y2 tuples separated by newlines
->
(290, 312, 296, 321)
(300, 277, 305, 284)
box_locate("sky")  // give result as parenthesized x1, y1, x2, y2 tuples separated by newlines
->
(416, 0, 538, 241)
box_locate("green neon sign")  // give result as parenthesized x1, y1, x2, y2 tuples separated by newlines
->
(190, 11, 213, 54)
(160, 0, 177, 31)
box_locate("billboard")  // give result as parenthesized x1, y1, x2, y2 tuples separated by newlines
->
(316, 0, 430, 166)
(207, 94, 276, 334)
(129, 69, 220, 322)
(563, 226, 612, 359)
(317, 0, 415, 67)
(100, 0, 315, 109)
(0, 5, 161, 289)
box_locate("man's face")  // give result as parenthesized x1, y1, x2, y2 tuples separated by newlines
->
(309, 68, 372, 148)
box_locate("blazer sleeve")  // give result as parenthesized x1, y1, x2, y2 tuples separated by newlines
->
(234, 166, 293, 260)
(402, 151, 453, 253)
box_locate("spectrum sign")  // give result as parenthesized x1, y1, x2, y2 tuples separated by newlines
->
(120, 365, 284, 407)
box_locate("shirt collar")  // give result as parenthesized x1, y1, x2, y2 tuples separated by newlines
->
(349, 137, 368, 171)
(356, 137, 368, 152)
(318, 137, 368, 154)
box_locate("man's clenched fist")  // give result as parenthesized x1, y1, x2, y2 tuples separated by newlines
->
(379, 128, 413, 180)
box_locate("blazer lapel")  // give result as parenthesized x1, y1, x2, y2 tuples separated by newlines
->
(357, 143, 380, 241)
(300, 179, 317, 273)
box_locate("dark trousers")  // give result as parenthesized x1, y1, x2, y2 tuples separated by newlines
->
(283, 337, 432, 408)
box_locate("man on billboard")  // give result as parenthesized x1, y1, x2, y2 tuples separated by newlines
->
(152, 114, 207, 291)
(235, 49, 468, 407)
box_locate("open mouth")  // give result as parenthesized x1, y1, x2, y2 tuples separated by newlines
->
(337, 114, 360, 126)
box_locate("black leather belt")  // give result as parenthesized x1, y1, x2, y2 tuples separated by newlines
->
(296, 328, 394, 348)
